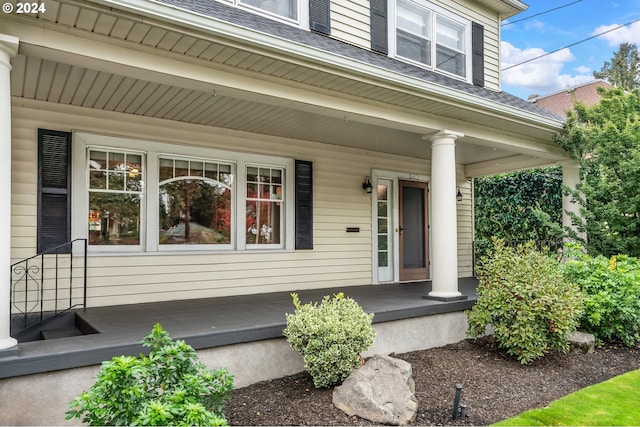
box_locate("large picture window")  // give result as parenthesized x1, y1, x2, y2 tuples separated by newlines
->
(394, 0, 469, 79)
(158, 157, 233, 246)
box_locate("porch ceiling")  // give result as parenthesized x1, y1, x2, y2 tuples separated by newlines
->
(5, 0, 568, 174)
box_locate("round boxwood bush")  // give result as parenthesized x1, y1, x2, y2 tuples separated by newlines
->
(466, 238, 584, 364)
(283, 292, 375, 388)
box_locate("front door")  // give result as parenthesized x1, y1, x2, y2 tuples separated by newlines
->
(399, 180, 430, 281)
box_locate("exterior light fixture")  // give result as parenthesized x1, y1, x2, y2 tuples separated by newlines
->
(362, 176, 373, 193)
(456, 187, 463, 202)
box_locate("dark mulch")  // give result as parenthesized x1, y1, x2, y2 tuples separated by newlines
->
(226, 336, 640, 426)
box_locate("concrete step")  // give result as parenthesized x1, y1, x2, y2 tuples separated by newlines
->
(40, 328, 84, 340)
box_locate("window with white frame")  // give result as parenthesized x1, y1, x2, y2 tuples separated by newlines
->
(87, 148, 144, 247)
(221, 0, 302, 23)
(394, 0, 470, 79)
(246, 166, 284, 246)
(158, 156, 233, 246)
(75, 133, 293, 253)
(241, 0, 297, 20)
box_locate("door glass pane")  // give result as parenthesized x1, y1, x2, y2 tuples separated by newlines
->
(402, 186, 425, 268)
(377, 183, 391, 269)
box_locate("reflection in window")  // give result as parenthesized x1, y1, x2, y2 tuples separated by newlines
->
(435, 15, 466, 77)
(88, 149, 143, 245)
(158, 157, 233, 245)
(246, 166, 283, 245)
(240, 0, 297, 20)
(395, 0, 468, 78)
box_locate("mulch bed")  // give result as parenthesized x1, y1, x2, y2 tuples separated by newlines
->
(226, 336, 640, 426)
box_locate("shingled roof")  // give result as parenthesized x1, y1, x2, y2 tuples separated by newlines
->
(155, 0, 564, 122)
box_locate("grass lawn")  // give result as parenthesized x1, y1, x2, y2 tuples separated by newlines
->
(493, 369, 640, 426)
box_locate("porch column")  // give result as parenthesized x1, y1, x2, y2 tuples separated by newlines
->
(561, 160, 586, 244)
(0, 34, 19, 350)
(425, 130, 466, 301)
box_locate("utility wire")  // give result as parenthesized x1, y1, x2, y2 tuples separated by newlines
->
(502, 17, 640, 71)
(501, 0, 583, 27)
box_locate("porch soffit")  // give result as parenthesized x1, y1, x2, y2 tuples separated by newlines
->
(3, 0, 569, 170)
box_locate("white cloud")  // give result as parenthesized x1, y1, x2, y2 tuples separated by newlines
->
(501, 41, 593, 97)
(575, 65, 591, 74)
(593, 21, 640, 46)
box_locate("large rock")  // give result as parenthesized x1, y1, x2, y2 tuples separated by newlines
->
(332, 354, 418, 425)
(569, 331, 595, 354)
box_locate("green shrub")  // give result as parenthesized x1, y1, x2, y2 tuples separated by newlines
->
(561, 245, 640, 346)
(66, 323, 233, 426)
(283, 292, 375, 388)
(466, 238, 584, 364)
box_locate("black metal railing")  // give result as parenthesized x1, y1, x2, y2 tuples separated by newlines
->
(10, 239, 87, 335)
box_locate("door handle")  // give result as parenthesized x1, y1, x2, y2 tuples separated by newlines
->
(398, 226, 404, 234)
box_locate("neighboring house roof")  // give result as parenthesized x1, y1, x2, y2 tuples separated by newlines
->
(528, 80, 611, 118)
(154, 0, 563, 122)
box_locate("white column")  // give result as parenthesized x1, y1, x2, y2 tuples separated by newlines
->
(561, 160, 586, 244)
(0, 34, 19, 350)
(426, 130, 466, 301)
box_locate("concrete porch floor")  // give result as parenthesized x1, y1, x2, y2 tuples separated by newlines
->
(0, 278, 478, 379)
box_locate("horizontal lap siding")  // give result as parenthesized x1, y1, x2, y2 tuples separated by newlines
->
(330, 0, 370, 49)
(456, 181, 474, 277)
(11, 101, 474, 307)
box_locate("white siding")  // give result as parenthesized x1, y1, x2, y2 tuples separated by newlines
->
(330, 0, 371, 49)
(11, 101, 474, 308)
(456, 181, 474, 277)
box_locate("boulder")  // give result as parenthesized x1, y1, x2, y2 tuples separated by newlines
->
(332, 354, 418, 425)
(569, 331, 595, 354)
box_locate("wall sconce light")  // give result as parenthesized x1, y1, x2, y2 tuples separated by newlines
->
(456, 187, 463, 202)
(362, 176, 373, 193)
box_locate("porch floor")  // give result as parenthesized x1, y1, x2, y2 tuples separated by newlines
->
(0, 278, 477, 379)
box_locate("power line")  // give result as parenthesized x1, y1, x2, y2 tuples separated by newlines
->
(501, 0, 583, 27)
(502, 17, 640, 71)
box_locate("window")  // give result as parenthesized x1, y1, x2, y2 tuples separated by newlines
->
(158, 156, 233, 246)
(394, 0, 470, 79)
(87, 148, 143, 247)
(73, 133, 295, 253)
(241, 0, 297, 20)
(246, 166, 284, 246)
(222, 0, 310, 26)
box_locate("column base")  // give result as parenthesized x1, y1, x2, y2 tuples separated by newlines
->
(0, 336, 18, 353)
(423, 292, 468, 302)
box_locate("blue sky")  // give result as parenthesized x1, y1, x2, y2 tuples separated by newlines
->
(501, 0, 640, 100)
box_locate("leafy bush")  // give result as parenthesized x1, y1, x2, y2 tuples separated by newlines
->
(283, 292, 375, 388)
(467, 238, 584, 364)
(561, 245, 640, 346)
(66, 323, 234, 426)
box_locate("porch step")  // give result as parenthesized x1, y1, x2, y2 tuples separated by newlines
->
(40, 328, 84, 340)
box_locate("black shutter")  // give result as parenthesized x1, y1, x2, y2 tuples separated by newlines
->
(295, 160, 313, 250)
(38, 129, 72, 254)
(472, 22, 485, 87)
(309, 0, 330, 35)
(370, 0, 388, 54)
